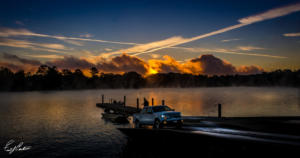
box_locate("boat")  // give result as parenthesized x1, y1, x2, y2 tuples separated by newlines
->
(101, 112, 129, 123)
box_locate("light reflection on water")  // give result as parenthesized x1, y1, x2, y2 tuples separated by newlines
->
(99, 87, 299, 117)
(0, 87, 299, 157)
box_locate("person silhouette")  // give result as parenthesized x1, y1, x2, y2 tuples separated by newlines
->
(143, 98, 149, 107)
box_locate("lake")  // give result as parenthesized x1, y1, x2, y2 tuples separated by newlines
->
(0, 87, 299, 157)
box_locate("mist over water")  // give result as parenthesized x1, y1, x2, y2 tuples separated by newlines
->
(85, 87, 299, 117)
(0, 87, 299, 157)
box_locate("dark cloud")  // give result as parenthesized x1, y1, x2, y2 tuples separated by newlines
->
(0, 61, 38, 72)
(0, 62, 23, 72)
(45, 54, 148, 75)
(2, 52, 41, 66)
(97, 54, 148, 74)
(46, 56, 94, 69)
(148, 54, 264, 75)
(189, 54, 236, 75)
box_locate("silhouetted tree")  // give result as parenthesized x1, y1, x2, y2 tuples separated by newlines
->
(90, 67, 99, 78)
(12, 70, 26, 91)
(36, 65, 49, 76)
(122, 71, 145, 88)
(73, 69, 87, 89)
(61, 69, 73, 89)
(0, 67, 14, 91)
(44, 66, 61, 90)
(0, 66, 299, 91)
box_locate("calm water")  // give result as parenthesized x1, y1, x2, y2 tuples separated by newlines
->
(0, 87, 299, 157)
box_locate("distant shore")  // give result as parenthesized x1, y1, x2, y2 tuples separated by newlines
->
(1, 66, 299, 91)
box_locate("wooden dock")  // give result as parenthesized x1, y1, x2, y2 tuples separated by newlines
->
(96, 94, 170, 115)
(96, 94, 141, 115)
(96, 102, 140, 115)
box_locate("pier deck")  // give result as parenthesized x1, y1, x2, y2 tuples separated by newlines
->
(96, 103, 140, 115)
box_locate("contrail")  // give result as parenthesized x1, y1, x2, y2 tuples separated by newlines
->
(132, 2, 300, 56)
(0, 3, 299, 59)
(0, 27, 140, 46)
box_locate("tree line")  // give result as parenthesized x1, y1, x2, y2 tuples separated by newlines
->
(0, 65, 299, 91)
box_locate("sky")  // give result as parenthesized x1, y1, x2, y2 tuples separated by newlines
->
(0, 0, 300, 75)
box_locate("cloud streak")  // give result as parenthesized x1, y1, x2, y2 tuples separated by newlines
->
(236, 46, 264, 51)
(0, 38, 68, 53)
(99, 36, 186, 58)
(2, 53, 41, 66)
(80, 33, 93, 38)
(283, 32, 300, 37)
(175, 47, 287, 59)
(221, 38, 240, 42)
(0, 2, 299, 60)
(25, 54, 64, 59)
(127, 2, 300, 56)
(238, 3, 300, 24)
(0, 27, 139, 46)
(92, 2, 299, 59)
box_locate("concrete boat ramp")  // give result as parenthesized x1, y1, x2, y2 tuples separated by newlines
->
(119, 117, 300, 158)
(119, 126, 300, 146)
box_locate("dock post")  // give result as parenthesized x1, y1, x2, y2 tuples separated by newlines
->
(152, 98, 154, 106)
(162, 100, 165, 105)
(102, 94, 104, 104)
(124, 96, 126, 107)
(137, 98, 139, 110)
(218, 104, 222, 118)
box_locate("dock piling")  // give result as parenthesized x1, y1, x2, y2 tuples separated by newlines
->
(124, 96, 126, 107)
(102, 94, 104, 104)
(218, 104, 222, 118)
(152, 98, 154, 106)
(137, 98, 139, 110)
(162, 100, 165, 105)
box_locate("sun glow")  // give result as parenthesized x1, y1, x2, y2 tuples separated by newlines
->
(148, 67, 158, 75)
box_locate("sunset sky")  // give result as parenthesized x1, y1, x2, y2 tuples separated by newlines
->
(0, 0, 300, 75)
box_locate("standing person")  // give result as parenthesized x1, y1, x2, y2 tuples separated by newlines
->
(143, 98, 149, 107)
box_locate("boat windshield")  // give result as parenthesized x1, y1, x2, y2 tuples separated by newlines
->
(152, 106, 172, 112)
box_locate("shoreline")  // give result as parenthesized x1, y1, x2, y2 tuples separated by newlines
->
(0, 86, 299, 93)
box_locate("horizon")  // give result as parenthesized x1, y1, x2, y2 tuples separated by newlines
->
(2, 57, 300, 78)
(1, 0, 300, 76)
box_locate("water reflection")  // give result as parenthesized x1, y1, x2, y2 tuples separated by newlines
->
(0, 91, 128, 158)
(0, 87, 299, 157)
(104, 87, 299, 117)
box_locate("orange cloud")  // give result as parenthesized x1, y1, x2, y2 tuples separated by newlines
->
(148, 56, 183, 74)
(0, 53, 264, 76)
(147, 54, 263, 76)
(237, 65, 264, 75)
